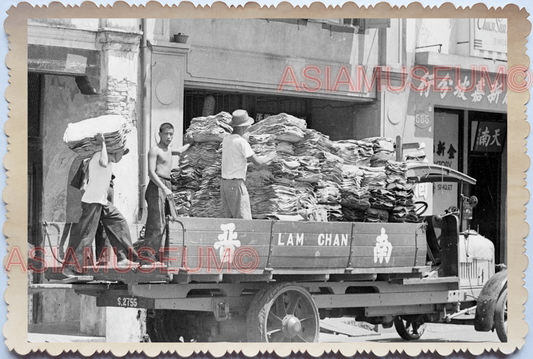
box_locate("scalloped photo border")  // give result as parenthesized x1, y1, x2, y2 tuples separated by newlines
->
(3, 1, 530, 357)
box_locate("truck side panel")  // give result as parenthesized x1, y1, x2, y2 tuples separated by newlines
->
(351, 223, 427, 268)
(269, 221, 353, 270)
(169, 218, 272, 274)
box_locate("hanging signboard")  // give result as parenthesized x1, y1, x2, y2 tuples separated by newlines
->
(473, 19, 507, 55)
(473, 121, 507, 153)
(432, 112, 459, 215)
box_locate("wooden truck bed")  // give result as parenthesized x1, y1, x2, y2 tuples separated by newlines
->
(165, 217, 427, 276)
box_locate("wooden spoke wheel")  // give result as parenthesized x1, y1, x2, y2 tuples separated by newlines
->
(394, 315, 427, 340)
(494, 289, 508, 342)
(247, 283, 319, 343)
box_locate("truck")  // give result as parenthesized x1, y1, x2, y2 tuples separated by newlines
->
(35, 162, 507, 343)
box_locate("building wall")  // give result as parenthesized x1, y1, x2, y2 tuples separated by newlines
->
(29, 19, 145, 340)
(165, 18, 379, 102)
(42, 75, 106, 222)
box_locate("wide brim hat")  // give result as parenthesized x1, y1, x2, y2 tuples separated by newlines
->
(230, 109, 254, 127)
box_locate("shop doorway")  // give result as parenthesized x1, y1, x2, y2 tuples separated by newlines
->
(468, 154, 501, 257)
(184, 90, 311, 129)
(28, 71, 44, 324)
(468, 110, 507, 265)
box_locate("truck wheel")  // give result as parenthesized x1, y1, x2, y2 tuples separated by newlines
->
(494, 289, 508, 342)
(247, 283, 319, 342)
(394, 316, 427, 340)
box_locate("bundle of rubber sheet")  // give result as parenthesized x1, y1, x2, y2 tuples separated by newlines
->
(63, 115, 132, 159)
(315, 151, 344, 184)
(189, 161, 222, 218)
(172, 112, 227, 216)
(340, 165, 370, 214)
(334, 140, 373, 166)
(246, 158, 305, 218)
(364, 137, 396, 167)
(248, 184, 298, 218)
(173, 189, 195, 215)
(315, 180, 341, 205)
(294, 129, 335, 156)
(385, 160, 418, 222)
(248, 113, 307, 142)
(185, 111, 233, 143)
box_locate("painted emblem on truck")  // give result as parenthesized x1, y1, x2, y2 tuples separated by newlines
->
(214, 223, 241, 263)
(374, 228, 393, 264)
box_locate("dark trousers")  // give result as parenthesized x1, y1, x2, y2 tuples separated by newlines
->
(144, 179, 173, 255)
(69, 201, 137, 264)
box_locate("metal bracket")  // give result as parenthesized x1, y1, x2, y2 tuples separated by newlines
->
(212, 298, 230, 321)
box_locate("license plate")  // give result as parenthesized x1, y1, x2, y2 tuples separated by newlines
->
(97, 294, 153, 308)
(117, 296, 139, 308)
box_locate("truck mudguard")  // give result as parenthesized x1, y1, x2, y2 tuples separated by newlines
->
(474, 269, 507, 331)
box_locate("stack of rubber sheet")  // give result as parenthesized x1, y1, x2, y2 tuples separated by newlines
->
(63, 115, 132, 159)
(185, 112, 233, 142)
(294, 129, 335, 156)
(385, 160, 418, 223)
(171, 112, 231, 216)
(364, 137, 396, 167)
(314, 151, 344, 184)
(334, 140, 373, 166)
(246, 114, 343, 218)
(361, 166, 396, 222)
(189, 161, 222, 218)
(171, 143, 223, 216)
(248, 113, 307, 142)
(246, 157, 302, 217)
(340, 165, 371, 222)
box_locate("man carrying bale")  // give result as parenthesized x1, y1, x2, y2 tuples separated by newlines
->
(221, 110, 275, 219)
(63, 133, 139, 275)
(139, 123, 194, 261)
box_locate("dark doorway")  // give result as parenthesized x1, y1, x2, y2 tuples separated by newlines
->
(468, 111, 506, 265)
(28, 71, 44, 324)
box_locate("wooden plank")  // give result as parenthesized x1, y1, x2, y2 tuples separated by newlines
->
(269, 256, 349, 269)
(353, 222, 422, 235)
(168, 218, 272, 273)
(271, 246, 350, 257)
(351, 256, 420, 268)
(349, 246, 424, 257)
(270, 221, 352, 270)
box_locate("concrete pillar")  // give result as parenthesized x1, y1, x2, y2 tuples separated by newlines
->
(95, 23, 142, 225)
(105, 307, 146, 342)
(148, 42, 190, 149)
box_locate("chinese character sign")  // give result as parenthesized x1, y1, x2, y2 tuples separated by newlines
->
(473, 122, 506, 153)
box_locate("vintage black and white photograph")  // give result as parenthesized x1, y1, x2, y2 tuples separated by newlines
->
(17, 13, 516, 348)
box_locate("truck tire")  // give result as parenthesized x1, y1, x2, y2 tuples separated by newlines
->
(394, 316, 427, 340)
(246, 283, 319, 342)
(494, 289, 508, 342)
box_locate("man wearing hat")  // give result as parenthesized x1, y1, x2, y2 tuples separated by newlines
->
(221, 110, 275, 219)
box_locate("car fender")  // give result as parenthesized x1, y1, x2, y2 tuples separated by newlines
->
(474, 270, 507, 332)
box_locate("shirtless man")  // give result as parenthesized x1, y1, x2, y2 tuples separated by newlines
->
(141, 122, 193, 260)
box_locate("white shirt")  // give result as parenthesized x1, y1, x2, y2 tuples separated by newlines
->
(221, 134, 254, 180)
(81, 152, 113, 205)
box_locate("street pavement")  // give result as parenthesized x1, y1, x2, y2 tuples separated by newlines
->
(28, 319, 501, 343)
(320, 321, 501, 343)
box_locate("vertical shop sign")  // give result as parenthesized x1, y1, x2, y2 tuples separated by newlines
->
(473, 122, 506, 153)
(433, 112, 459, 215)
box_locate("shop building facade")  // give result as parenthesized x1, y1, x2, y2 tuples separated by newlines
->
(27, 17, 507, 340)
